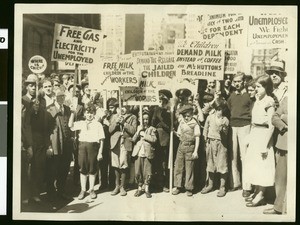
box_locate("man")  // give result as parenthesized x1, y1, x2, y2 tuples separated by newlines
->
(151, 89, 172, 192)
(22, 74, 38, 110)
(266, 60, 287, 107)
(42, 78, 55, 107)
(227, 72, 252, 197)
(46, 91, 73, 201)
(264, 96, 288, 215)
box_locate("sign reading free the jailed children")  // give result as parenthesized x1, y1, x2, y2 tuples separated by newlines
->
(175, 39, 225, 80)
(51, 23, 102, 64)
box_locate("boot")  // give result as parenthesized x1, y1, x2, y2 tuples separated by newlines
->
(217, 173, 227, 197)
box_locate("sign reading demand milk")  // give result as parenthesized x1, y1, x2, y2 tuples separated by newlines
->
(51, 23, 102, 64)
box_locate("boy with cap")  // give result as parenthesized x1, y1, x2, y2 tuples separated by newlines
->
(172, 104, 200, 196)
(132, 110, 157, 198)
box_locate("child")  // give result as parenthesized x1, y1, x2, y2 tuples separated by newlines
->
(172, 104, 200, 197)
(69, 103, 105, 200)
(132, 110, 157, 198)
(201, 100, 229, 197)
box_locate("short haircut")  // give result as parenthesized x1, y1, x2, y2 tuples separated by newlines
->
(256, 74, 273, 96)
(42, 78, 53, 86)
(85, 103, 96, 114)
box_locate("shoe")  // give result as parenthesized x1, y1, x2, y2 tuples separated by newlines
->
(111, 186, 120, 196)
(217, 189, 226, 197)
(134, 190, 143, 197)
(186, 190, 193, 197)
(242, 190, 251, 198)
(78, 190, 86, 200)
(120, 187, 127, 196)
(245, 197, 254, 202)
(145, 192, 152, 198)
(172, 187, 180, 195)
(263, 208, 282, 215)
(89, 190, 97, 199)
(246, 199, 267, 207)
(201, 186, 213, 194)
(163, 187, 170, 193)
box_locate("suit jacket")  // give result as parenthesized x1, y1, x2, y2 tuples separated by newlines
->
(47, 103, 72, 155)
(151, 106, 171, 147)
(109, 113, 137, 151)
(272, 96, 288, 151)
(132, 126, 157, 159)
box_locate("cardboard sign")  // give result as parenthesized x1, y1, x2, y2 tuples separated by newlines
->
(224, 50, 238, 74)
(51, 23, 102, 64)
(121, 85, 159, 106)
(28, 55, 47, 73)
(175, 39, 225, 80)
(89, 54, 138, 90)
(247, 14, 289, 48)
(132, 51, 176, 82)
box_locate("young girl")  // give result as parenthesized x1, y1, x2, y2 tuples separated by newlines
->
(172, 104, 200, 197)
(202, 100, 229, 197)
(69, 103, 105, 200)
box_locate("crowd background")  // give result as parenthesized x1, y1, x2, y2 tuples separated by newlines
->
(20, 58, 288, 216)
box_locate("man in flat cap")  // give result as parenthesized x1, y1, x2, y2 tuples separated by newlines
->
(172, 104, 200, 197)
(151, 89, 172, 192)
(46, 90, 73, 202)
(22, 74, 38, 110)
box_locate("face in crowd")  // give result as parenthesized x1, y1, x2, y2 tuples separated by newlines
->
(121, 106, 130, 115)
(232, 75, 244, 92)
(53, 80, 61, 92)
(42, 80, 53, 96)
(269, 71, 282, 88)
(183, 110, 193, 123)
(207, 80, 216, 90)
(108, 105, 117, 114)
(255, 82, 266, 98)
(26, 82, 36, 97)
(84, 85, 91, 95)
(56, 94, 65, 106)
(247, 85, 256, 98)
(85, 109, 95, 121)
(142, 114, 149, 128)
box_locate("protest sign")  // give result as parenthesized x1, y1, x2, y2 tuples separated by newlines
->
(247, 14, 289, 48)
(57, 61, 89, 70)
(175, 39, 225, 80)
(121, 85, 159, 106)
(51, 23, 102, 64)
(88, 54, 138, 91)
(132, 51, 176, 81)
(28, 55, 47, 74)
(224, 50, 238, 74)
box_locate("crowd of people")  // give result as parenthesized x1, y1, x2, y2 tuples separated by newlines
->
(21, 59, 288, 215)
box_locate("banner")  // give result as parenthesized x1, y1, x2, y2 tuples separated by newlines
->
(175, 39, 225, 80)
(132, 50, 176, 81)
(224, 50, 238, 74)
(51, 23, 102, 64)
(247, 14, 289, 48)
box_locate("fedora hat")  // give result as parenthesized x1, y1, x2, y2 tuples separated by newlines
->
(159, 89, 173, 100)
(175, 88, 192, 98)
(265, 60, 287, 77)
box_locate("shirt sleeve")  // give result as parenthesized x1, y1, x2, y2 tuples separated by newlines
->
(194, 123, 201, 137)
(97, 122, 105, 140)
(71, 120, 83, 131)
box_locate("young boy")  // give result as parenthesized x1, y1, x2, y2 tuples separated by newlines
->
(132, 110, 157, 198)
(69, 103, 105, 200)
(172, 104, 200, 197)
(202, 100, 229, 197)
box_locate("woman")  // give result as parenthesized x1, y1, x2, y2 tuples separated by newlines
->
(245, 74, 275, 207)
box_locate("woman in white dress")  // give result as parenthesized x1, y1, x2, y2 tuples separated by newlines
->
(245, 74, 275, 207)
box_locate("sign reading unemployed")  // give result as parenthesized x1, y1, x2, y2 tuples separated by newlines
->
(51, 23, 102, 64)
(175, 39, 225, 80)
(247, 14, 289, 48)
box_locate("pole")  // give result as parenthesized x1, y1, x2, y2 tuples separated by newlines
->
(168, 99, 174, 194)
(73, 64, 79, 97)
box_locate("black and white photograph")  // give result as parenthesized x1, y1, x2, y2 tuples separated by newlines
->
(13, 4, 297, 221)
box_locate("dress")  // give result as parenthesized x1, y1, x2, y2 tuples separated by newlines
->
(246, 95, 275, 187)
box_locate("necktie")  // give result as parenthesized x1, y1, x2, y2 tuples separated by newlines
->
(60, 105, 64, 115)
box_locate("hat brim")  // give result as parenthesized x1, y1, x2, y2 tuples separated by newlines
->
(175, 89, 192, 98)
